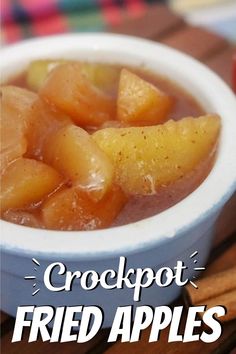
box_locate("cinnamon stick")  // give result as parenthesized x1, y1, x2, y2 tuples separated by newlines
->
(184, 266, 236, 322)
(196, 289, 236, 322)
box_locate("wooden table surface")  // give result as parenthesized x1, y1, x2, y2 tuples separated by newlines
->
(1, 4, 236, 354)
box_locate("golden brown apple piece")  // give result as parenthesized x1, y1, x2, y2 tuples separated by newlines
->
(25, 98, 71, 160)
(26, 59, 66, 91)
(93, 115, 221, 195)
(0, 158, 62, 212)
(42, 185, 127, 231)
(40, 63, 116, 126)
(43, 125, 114, 201)
(0, 86, 37, 172)
(117, 69, 172, 125)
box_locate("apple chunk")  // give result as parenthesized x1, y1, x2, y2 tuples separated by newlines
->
(0, 158, 62, 212)
(117, 69, 172, 125)
(42, 185, 127, 231)
(43, 125, 114, 201)
(93, 115, 221, 195)
(81, 62, 120, 94)
(25, 98, 71, 160)
(27, 59, 120, 93)
(26, 59, 66, 91)
(40, 63, 116, 126)
(0, 86, 37, 172)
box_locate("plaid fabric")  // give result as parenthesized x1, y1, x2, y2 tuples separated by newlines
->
(1, 0, 166, 44)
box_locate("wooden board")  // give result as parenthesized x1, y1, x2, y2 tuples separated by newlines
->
(161, 26, 228, 60)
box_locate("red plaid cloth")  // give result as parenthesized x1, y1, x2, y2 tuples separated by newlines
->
(1, 0, 165, 44)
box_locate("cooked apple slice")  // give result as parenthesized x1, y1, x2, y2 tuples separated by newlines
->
(0, 86, 37, 172)
(0, 158, 62, 212)
(93, 115, 221, 195)
(43, 125, 114, 201)
(81, 63, 120, 93)
(117, 69, 172, 125)
(27, 59, 119, 93)
(26, 98, 71, 160)
(42, 185, 127, 231)
(26, 59, 66, 91)
(40, 63, 116, 126)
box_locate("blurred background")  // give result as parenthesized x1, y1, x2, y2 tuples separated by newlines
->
(1, 0, 236, 44)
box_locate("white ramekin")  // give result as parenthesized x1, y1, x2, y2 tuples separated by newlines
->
(1, 34, 236, 327)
